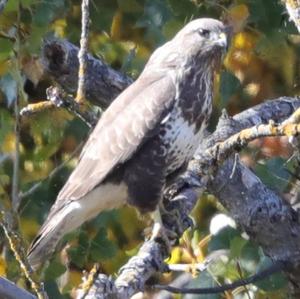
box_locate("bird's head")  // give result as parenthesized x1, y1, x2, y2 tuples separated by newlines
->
(173, 18, 229, 65)
(147, 18, 229, 70)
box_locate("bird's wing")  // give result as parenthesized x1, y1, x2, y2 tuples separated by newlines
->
(49, 70, 175, 214)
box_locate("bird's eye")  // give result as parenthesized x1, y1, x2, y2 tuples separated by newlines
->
(198, 28, 210, 38)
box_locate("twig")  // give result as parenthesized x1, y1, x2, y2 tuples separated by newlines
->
(167, 262, 208, 273)
(76, 0, 90, 104)
(152, 261, 283, 294)
(203, 116, 300, 168)
(20, 86, 99, 127)
(0, 211, 47, 299)
(46, 86, 98, 127)
(11, 1, 21, 212)
(78, 264, 100, 299)
(20, 101, 56, 116)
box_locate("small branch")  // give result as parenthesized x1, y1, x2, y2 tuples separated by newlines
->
(11, 1, 21, 212)
(19, 101, 56, 116)
(201, 96, 300, 151)
(204, 116, 300, 167)
(76, 0, 90, 104)
(152, 261, 284, 294)
(167, 262, 208, 273)
(78, 264, 100, 299)
(20, 86, 99, 127)
(0, 276, 37, 299)
(0, 212, 47, 299)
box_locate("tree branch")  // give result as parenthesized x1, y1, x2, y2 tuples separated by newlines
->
(0, 276, 36, 299)
(75, 0, 90, 104)
(76, 96, 300, 298)
(153, 261, 284, 294)
(20, 86, 98, 127)
(41, 39, 132, 108)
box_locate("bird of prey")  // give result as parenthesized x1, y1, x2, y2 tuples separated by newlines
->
(28, 18, 228, 269)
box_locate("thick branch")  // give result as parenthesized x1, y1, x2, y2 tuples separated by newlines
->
(41, 39, 132, 107)
(76, 187, 203, 299)
(77, 97, 300, 298)
(0, 277, 36, 299)
(209, 158, 300, 294)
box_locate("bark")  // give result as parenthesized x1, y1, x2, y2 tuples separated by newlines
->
(0, 277, 36, 299)
(41, 39, 132, 108)
(74, 97, 300, 298)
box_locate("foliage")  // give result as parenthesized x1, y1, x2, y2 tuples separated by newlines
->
(0, 0, 298, 298)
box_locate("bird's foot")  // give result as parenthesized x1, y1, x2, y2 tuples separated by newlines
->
(164, 207, 194, 237)
(160, 198, 194, 238)
(150, 209, 176, 253)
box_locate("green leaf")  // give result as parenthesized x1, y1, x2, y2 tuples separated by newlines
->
(255, 157, 290, 191)
(240, 242, 260, 273)
(219, 70, 241, 107)
(248, 0, 283, 33)
(183, 271, 221, 299)
(44, 281, 67, 299)
(208, 227, 240, 252)
(89, 228, 117, 261)
(67, 230, 90, 268)
(32, 0, 65, 26)
(137, 0, 172, 28)
(89, 1, 118, 33)
(230, 236, 248, 259)
(44, 260, 66, 281)
(254, 257, 288, 291)
(26, 25, 48, 54)
(136, 0, 173, 45)
(117, 0, 142, 13)
(0, 38, 13, 61)
(167, 0, 196, 18)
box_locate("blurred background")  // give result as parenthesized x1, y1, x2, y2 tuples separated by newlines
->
(0, 0, 299, 298)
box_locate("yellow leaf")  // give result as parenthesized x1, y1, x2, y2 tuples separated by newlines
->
(226, 4, 249, 33)
(0, 256, 6, 276)
(2, 132, 16, 153)
(0, 60, 9, 75)
(111, 10, 122, 40)
(51, 19, 67, 38)
(19, 218, 40, 239)
(22, 56, 44, 87)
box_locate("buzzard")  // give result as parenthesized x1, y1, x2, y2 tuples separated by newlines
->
(28, 18, 228, 269)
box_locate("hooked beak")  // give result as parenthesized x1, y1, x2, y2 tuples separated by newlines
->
(214, 32, 228, 51)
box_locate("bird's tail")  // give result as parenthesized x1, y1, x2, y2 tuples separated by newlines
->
(27, 201, 83, 270)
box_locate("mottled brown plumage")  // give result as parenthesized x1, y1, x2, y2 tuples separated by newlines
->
(28, 18, 228, 269)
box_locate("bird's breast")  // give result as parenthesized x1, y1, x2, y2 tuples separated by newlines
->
(161, 110, 207, 175)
